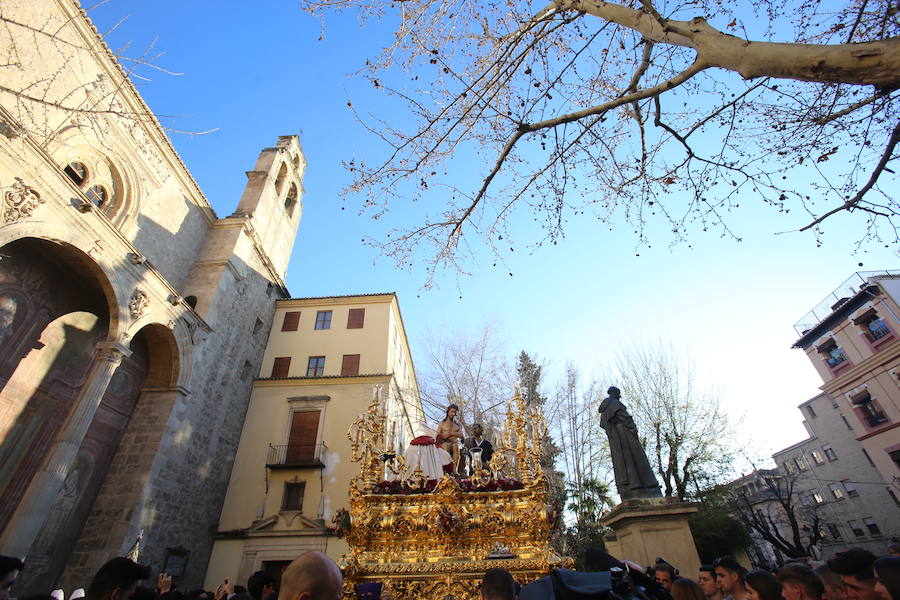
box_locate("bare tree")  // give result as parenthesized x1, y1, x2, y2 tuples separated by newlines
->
(0, 2, 211, 147)
(730, 469, 823, 560)
(303, 0, 899, 283)
(416, 322, 515, 431)
(610, 342, 734, 500)
(545, 365, 614, 560)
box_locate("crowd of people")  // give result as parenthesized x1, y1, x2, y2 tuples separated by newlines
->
(643, 546, 900, 600)
(3, 543, 900, 600)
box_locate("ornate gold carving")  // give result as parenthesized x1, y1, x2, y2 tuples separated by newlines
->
(341, 390, 570, 599)
(3, 177, 44, 224)
(128, 288, 149, 318)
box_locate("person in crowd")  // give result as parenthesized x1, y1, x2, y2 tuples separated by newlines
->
(654, 562, 678, 592)
(873, 557, 900, 600)
(778, 563, 824, 600)
(700, 566, 724, 600)
(481, 568, 516, 600)
(828, 549, 879, 600)
(276, 551, 341, 600)
(464, 424, 494, 473)
(714, 556, 749, 600)
(248, 572, 277, 600)
(0, 556, 24, 600)
(745, 570, 781, 600)
(84, 557, 152, 600)
(887, 545, 900, 558)
(815, 565, 848, 600)
(671, 578, 707, 600)
(436, 404, 464, 474)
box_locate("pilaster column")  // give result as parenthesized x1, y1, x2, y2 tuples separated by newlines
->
(0, 341, 131, 558)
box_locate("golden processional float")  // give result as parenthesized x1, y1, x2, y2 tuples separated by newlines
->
(338, 390, 570, 599)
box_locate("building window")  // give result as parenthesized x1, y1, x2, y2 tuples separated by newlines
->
(85, 184, 108, 208)
(811, 449, 825, 465)
(850, 390, 888, 428)
(341, 354, 360, 377)
(863, 518, 881, 535)
(347, 308, 365, 329)
(785, 461, 797, 475)
(829, 483, 845, 499)
(812, 491, 825, 504)
(306, 356, 325, 377)
(794, 456, 808, 471)
(271, 357, 291, 378)
(287, 410, 320, 463)
(818, 339, 848, 368)
(807, 404, 817, 419)
(314, 310, 332, 330)
(854, 309, 893, 343)
(849, 520, 865, 537)
(65, 161, 87, 186)
(843, 481, 859, 497)
(281, 311, 301, 332)
(841, 414, 853, 430)
(823, 445, 837, 461)
(285, 183, 298, 216)
(827, 524, 843, 540)
(282, 482, 305, 511)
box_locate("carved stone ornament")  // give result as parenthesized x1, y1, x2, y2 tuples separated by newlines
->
(128, 288, 150, 319)
(4, 177, 44, 224)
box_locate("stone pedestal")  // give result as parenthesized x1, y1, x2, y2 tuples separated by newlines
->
(601, 497, 701, 577)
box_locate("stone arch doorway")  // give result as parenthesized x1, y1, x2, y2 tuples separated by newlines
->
(0, 238, 114, 532)
(0, 237, 136, 588)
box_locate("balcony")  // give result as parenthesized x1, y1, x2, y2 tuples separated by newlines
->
(794, 270, 900, 336)
(266, 443, 326, 469)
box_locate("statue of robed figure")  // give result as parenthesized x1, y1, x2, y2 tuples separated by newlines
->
(598, 386, 662, 500)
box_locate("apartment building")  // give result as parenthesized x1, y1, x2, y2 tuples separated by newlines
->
(793, 271, 900, 485)
(204, 293, 423, 586)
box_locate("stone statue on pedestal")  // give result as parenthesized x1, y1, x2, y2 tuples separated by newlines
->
(598, 386, 662, 500)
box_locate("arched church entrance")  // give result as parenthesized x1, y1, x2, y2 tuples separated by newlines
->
(0, 237, 148, 591)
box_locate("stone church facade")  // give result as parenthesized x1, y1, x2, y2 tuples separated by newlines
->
(0, 0, 305, 592)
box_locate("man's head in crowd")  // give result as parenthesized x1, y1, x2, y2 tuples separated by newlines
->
(887, 545, 900, 558)
(873, 557, 900, 600)
(277, 552, 341, 600)
(85, 557, 151, 600)
(714, 556, 748, 597)
(700, 566, 723, 600)
(778, 563, 824, 600)
(248, 571, 277, 600)
(816, 565, 848, 600)
(655, 563, 677, 592)
(0, 556, 24, 600)
(481, 568, 516, 600)
(828, 549, 879, 600)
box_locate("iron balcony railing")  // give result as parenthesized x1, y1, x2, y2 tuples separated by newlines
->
(266, 443, 326, 468)
(794, 270, 900, 336)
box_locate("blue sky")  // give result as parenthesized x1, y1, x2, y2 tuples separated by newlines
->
(89, 1, 898, 468)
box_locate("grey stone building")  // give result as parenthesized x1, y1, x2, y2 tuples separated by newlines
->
(0, 0, 305, 592)
(771, 392, 900, 558)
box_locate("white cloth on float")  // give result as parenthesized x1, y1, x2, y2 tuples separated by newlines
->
(397, 423, 452, 481)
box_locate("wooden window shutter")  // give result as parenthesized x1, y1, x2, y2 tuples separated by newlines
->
(287, 411, 320, 462)
(281, 311, 301, 331)
(282, 482, 305, 511)
(341, 354, 360, 376)
(347, 308, 365, 329)
(271, 357, 291, 378)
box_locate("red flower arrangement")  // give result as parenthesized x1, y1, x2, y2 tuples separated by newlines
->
(371, 477, 523, 495)
(437, 507, 459, 533)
